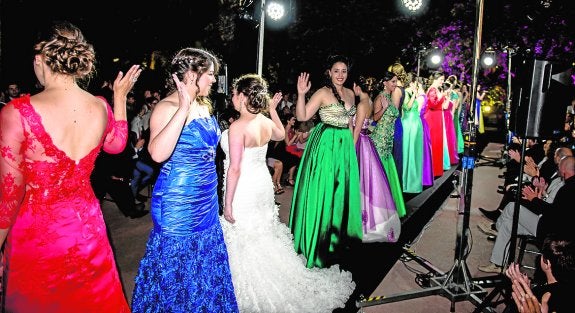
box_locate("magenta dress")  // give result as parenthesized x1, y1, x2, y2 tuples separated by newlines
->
(354, 115, 400, 243)
(443, 101, 459, 165)
(420, 95, 434, 187)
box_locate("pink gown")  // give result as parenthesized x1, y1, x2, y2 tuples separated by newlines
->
(0, 95, 130, 313)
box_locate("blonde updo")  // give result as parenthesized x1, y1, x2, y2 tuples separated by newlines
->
(387, 62, 407, 84)
(232, 74, 270, 114)
(34, 21, 95, 79)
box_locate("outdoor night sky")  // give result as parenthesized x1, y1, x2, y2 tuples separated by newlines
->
(1, 0, 574, 93)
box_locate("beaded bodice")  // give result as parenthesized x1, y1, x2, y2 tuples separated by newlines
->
(318, 103, 355, 128)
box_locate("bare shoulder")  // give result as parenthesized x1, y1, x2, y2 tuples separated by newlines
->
(152, 97, 179, 117)
(314, 86, 332, 98)
(228, 120, 245, 141)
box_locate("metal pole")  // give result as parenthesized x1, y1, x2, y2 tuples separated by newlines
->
(454, 0, 484, 284)
(505, 48, 513, 148)
(257, 0, 265, 76)
(417, 51, 421, 78)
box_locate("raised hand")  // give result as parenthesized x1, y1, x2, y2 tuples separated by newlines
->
(113, 65, 141, 98)
(270, 92, 282, 111)
(172, 73, 193, 114)
(297, 72, 311, 95)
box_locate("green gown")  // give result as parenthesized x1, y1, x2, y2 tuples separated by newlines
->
(370, 94, 407, 218)
(289, 103, 362, 269)
(401, 89, 424, 193)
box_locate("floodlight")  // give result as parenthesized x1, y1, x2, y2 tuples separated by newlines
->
(402, 0, 423, 11)
(481, 48, 497, 69)
(267, 2, 285, 20)
(426, 49, 443, 68)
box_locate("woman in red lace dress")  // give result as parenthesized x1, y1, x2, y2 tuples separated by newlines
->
(0, 21, 141, 312)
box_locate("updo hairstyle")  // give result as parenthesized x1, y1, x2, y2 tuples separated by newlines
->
(232, 74, 270, 115)
(33, 21, 96, 80)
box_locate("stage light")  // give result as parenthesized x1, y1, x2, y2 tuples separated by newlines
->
(257, 0, 288, 75)
(426, 49, 443, 69)
(402, 0, 423, 11)
(266, 2, 285, 20)
(481, 48, 497, 69)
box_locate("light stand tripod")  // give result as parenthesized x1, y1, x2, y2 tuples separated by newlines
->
(476, 47, 516, 169)
(355, 1, 505, 311)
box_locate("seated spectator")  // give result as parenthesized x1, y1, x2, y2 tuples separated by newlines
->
(505, 232, 575, 313)
(279, 114, 303, 186)
(130, 128, 159, 202)
(91, 132, 149, 219)
(266, 152, 285, 195)
(478, 153, 574, 273)
(479, 137, 546, 222)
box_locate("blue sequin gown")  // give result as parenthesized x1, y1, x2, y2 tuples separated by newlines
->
(131, 116, 238, 313)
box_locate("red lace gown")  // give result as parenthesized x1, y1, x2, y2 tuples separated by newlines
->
(0, 95, 130, 312)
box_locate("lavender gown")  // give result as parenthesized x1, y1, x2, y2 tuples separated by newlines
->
(354, 115, 400, 243)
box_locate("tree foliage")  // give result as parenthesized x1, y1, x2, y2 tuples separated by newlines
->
(203, 0, 574, 89)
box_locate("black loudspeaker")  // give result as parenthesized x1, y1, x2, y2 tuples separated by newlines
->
(510, 58, 573, 138)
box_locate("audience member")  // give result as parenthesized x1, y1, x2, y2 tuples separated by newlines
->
(91, 131, 149, 218)
(505, 233, 575, 313)
(478, 153, 575, 273)
(479, 137, 546, 222)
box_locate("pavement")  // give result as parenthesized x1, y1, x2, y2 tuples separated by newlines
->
(102, 140, 536, 313)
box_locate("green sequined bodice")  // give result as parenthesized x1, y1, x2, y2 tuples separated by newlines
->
(370, 93, 399, 159)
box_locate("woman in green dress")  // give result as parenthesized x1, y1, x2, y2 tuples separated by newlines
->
(401, 73, 425, 193)
(370, 71, 406, 218)
(289, 55, 362, 269)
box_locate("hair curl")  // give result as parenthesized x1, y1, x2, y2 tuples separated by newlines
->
(387, 62, 407, 83)
(34, 21, 95, 80)
(232, 74, 270, 115)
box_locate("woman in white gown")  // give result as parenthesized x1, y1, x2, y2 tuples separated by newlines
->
(220, 74, 355, 313)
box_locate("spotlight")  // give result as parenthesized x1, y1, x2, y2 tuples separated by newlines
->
(266, 2, 285, 20)
(402, 0, 423, 11)
(426, 48, 443, 69)
(481, 48, 497, 69)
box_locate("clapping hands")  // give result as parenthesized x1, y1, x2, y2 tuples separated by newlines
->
(505, 263, 548, 313)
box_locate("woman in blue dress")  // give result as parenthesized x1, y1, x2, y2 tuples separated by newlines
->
(131, 48, 238, 313)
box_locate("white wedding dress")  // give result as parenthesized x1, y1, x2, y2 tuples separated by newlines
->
(219, 130, 355, 313)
